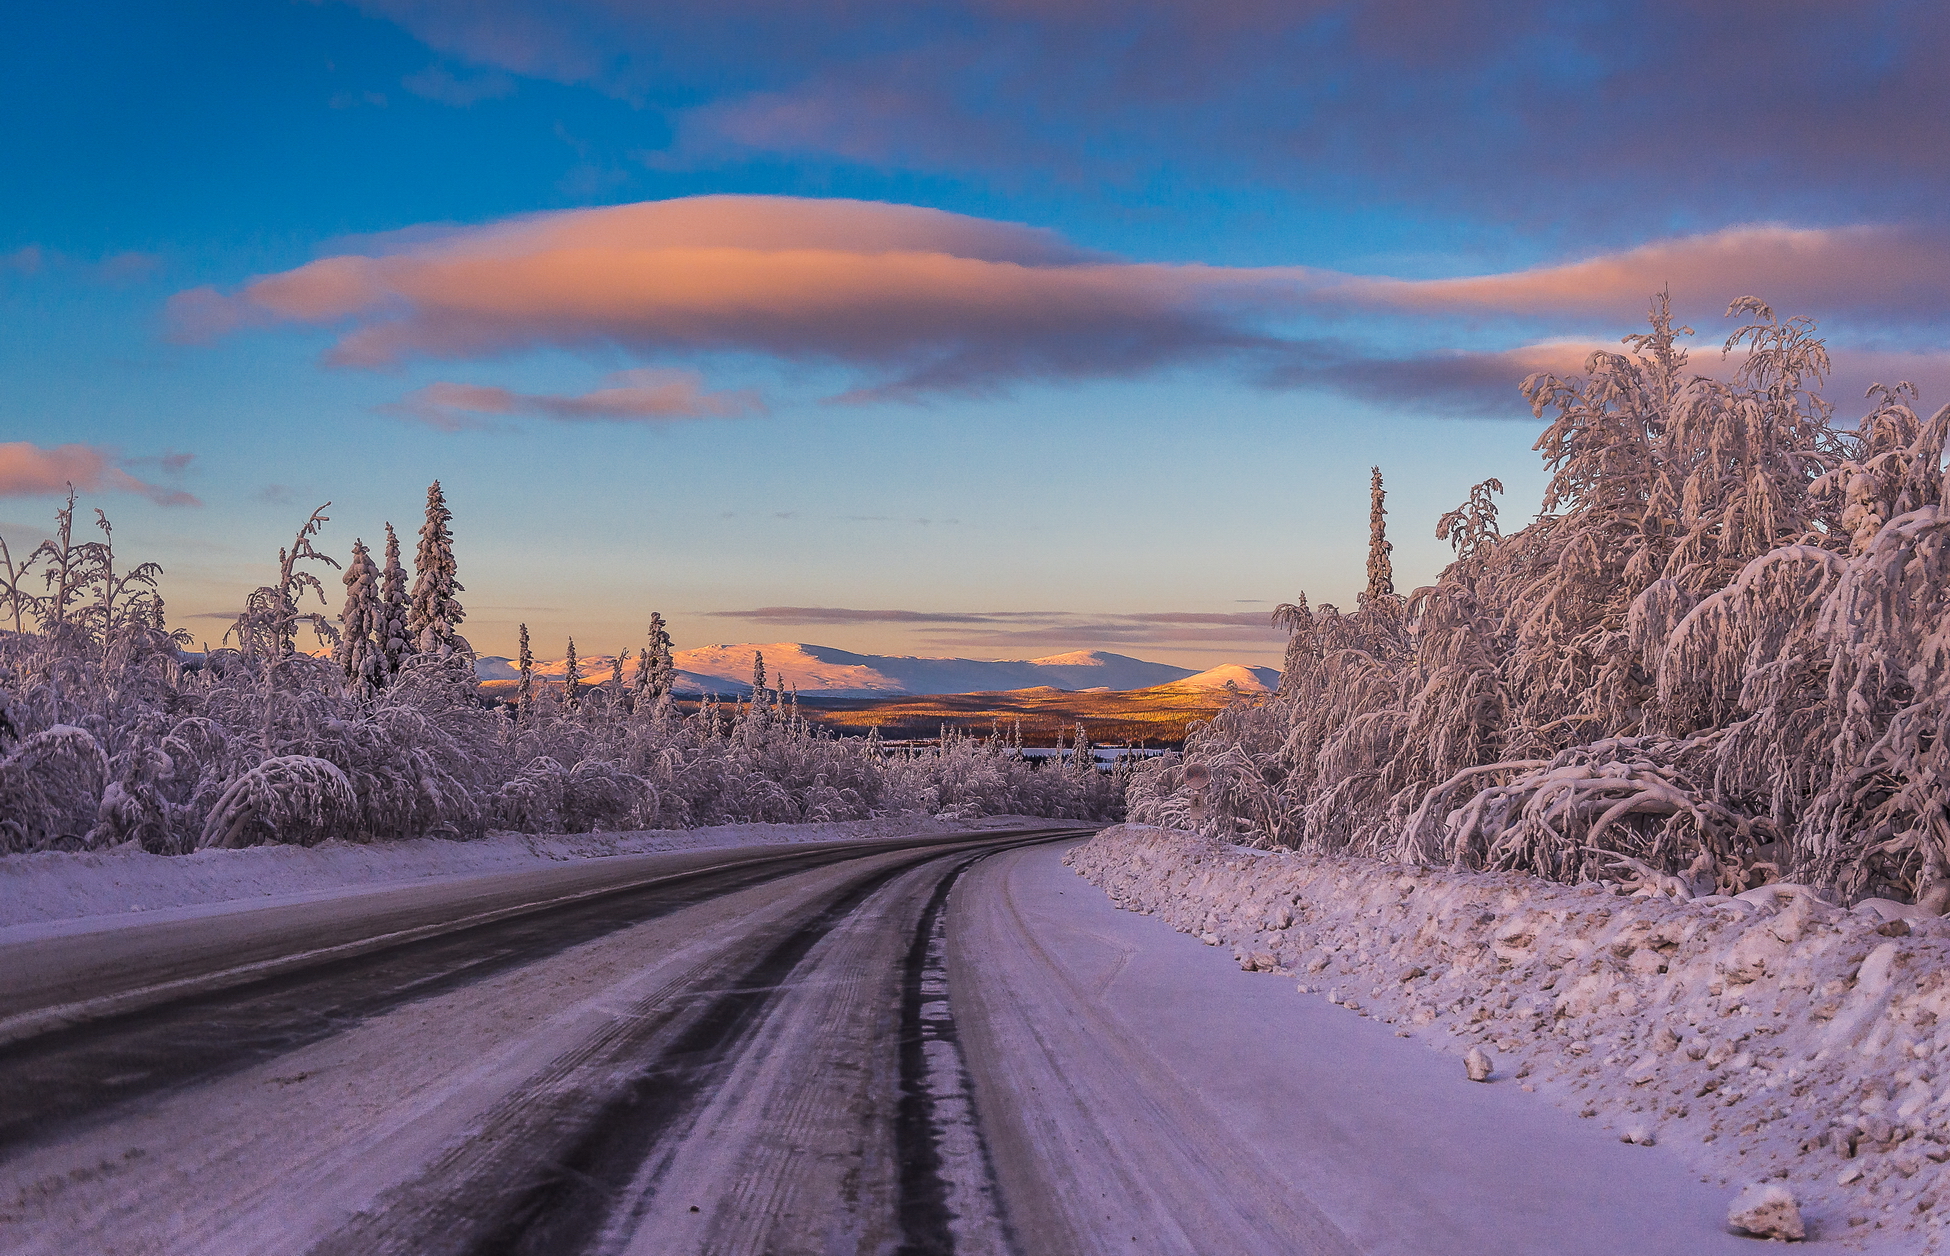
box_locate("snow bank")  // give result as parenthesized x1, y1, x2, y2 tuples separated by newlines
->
(0, 815, 1045, 929)
(1069, 824, 1950, 1250)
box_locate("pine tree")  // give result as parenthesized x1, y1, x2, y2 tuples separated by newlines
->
(1272, 592, 1315, 698)
(334, 539, 382, 693)
(374, 523, 412, 682)
(516, 622, 534, 723)
(1365, 466, 1395, 603)
(1073, 721, 1094, 776)
(751, 650, 767, 716)
(608, 650, 625, 705)
(644, 613, 675, 704)
(407, 480, 466, 657)
(563, 638, 581, 712)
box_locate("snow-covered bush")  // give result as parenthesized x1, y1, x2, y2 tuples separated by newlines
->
(1132, 295, 1950, 908)
(0, 486, 1118, 854)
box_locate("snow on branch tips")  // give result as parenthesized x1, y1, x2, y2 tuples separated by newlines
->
(0, 488, 1122, 855)
(1128, 292, 1950, 911)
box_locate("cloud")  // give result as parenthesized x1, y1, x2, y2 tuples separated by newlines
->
(708, 606, 1000, 624)
(0, 443, 201, 506)
(167, 194, 1306, 398)
(171, 196, 1950, 408)
(391, 368, 765, 430)
(1344, 226, 1950, 326)
(349, 0, 1950, 227)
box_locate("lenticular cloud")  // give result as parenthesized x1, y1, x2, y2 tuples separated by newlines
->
(165, 196, 1950, 404)
(167, 195, 1301, 398)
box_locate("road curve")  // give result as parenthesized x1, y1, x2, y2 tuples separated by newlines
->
(0, 827, 1083, 1255)
(2, 828, 1756, 1256)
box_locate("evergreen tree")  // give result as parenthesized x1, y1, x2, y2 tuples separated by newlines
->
(374, 523, 413, 682)
(1365, 466, 1395, 603)
(1073, 721, 1094, 777)
(608, 650, 625, 705)
(564, 638, 581, 711)
(1272, 592, 1315, 698)
(407, 480, 466, 657)
(334, 539, 382, 693)
(644, 613, 675, 703)
(751, 650, 767, 716)
(516, 622, 534, 723)
(630, 645, 650, 710)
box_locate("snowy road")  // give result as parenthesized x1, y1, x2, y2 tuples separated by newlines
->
(2, 831, 1785, 1254)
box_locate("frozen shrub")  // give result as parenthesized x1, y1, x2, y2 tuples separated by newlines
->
(0, 487, 1117, 854)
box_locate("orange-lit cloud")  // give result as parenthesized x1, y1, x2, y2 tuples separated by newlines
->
(167, 196, 1305, 398)
(393, 368, 765, 430)
(1343, 225, 1950, 324)
(169, 197, 1950, 406)
(0, 443, 200, 506)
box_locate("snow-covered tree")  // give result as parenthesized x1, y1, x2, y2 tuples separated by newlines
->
(406, 481, 465, 658)
(1365, 466, 1394, 604)
(642, 613, 675, 706)
(563, 638, 581, 712)
(516, 622, 534, 723)
(335, 539, 382, 693)
(374, 523, 413, 682)
(1128, 294, 1950, 907)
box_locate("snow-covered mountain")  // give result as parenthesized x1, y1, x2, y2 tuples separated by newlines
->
(1160, 663, 1280, 694)
(474, 642, 1275, 697)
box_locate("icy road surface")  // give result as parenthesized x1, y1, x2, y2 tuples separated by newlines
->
(2, 833, 1789, 1253)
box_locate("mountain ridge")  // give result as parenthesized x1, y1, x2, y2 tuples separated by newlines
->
(473, 641, 1278, 697)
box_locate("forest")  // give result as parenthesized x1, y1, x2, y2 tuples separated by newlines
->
(1130, 296, 1950, 908)
(0, 484, 1122, 854)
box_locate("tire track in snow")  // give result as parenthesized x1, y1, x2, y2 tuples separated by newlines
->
(302, 832, 1077, 1256)
(0, 843, 932, 1153)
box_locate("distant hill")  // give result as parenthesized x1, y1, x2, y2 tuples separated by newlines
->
(474, 641, 1265, 697)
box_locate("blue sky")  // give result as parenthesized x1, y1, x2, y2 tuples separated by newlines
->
(6, 0, 1947, 667)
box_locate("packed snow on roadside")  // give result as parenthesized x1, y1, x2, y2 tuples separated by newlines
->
(1069, 823, 1950, 1252)
(0, 814, 1050, 929)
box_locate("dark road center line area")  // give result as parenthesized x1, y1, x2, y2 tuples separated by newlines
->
(0, 834, 1066, 1154)
(459, 851, 935, 1256)
(302, 833, 1074, 1256)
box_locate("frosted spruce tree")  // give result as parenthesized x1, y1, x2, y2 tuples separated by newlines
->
(374, 523, 413, 683)
(516, 622, 534, 723)
(334, 539, 382, 694)
(645, 613, 675, 704)
(406, 481, 465, 658)
(1365, 466, 1394, 603)
(563, 638, 581, 712)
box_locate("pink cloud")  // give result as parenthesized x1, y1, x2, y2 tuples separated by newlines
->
(394, 368, 765, 430)
(0, 443, 201, 507)
(1343, 225, 1950, 324)
(175, 195, 1304, 397)
(172, 197, 1950, 407)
